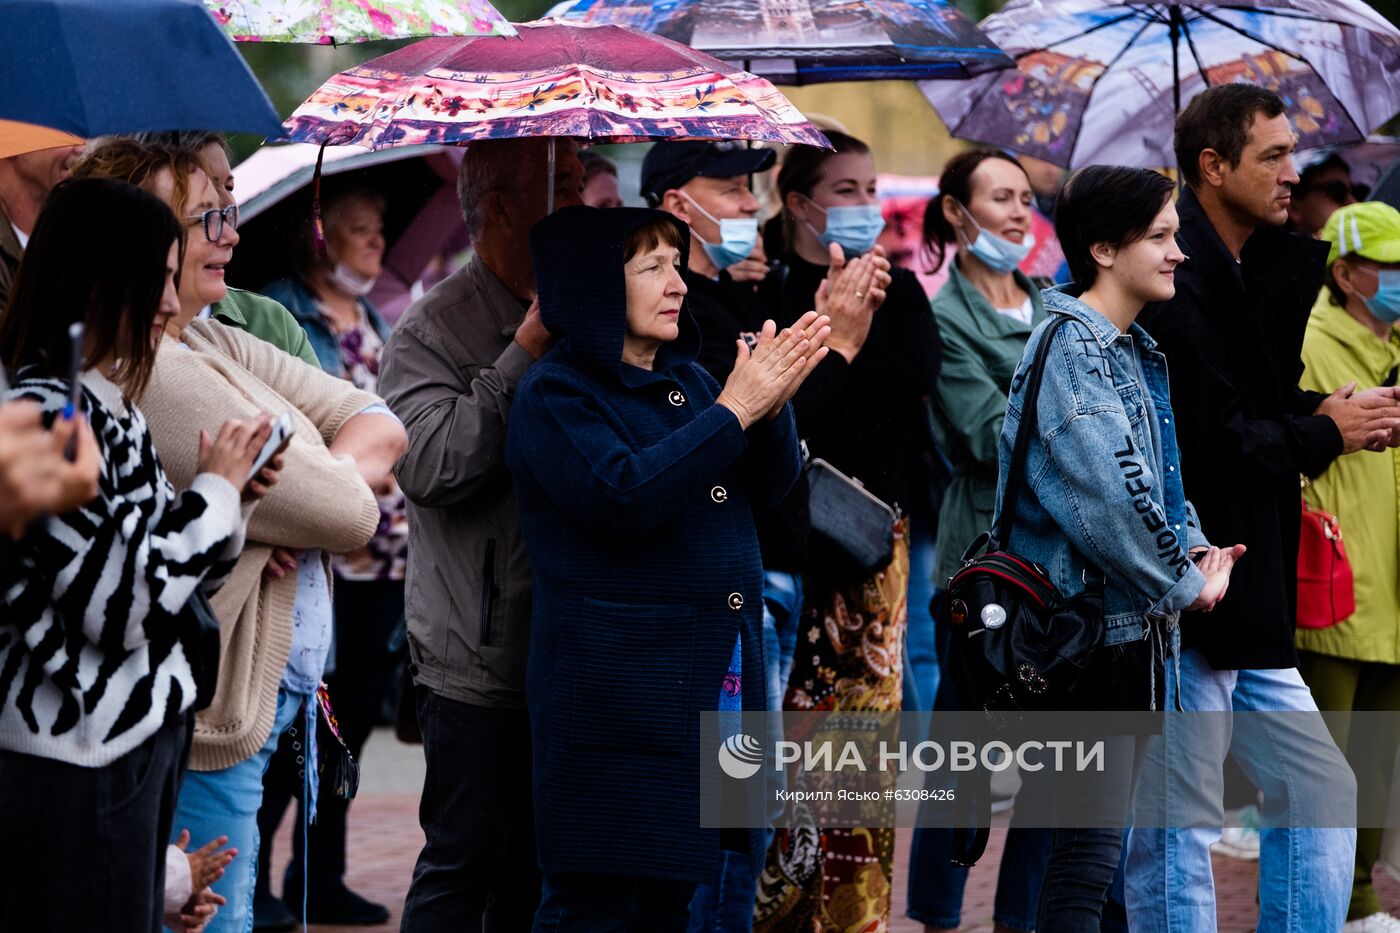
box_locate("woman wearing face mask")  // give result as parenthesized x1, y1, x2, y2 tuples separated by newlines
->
(753, 131, 942, 933)
(1295, 201, 1400, 933)
(905, 148, 1054, 933)
(255, 189, 403, 925)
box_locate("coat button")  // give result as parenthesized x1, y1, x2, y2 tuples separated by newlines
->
(711, 485, 728, 503)
(668, 390, 686, 406)
(727, 592, 744, 610)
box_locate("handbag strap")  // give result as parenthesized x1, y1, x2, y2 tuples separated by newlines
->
(995, 313, 1073, 551)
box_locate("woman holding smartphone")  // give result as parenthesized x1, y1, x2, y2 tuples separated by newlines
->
(0, 177, 280, 931)
(72, 139, 407, 932)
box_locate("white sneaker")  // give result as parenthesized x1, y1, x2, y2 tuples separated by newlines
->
(1342, 913, 1400, 932)
(1210, 804, 1260, 861)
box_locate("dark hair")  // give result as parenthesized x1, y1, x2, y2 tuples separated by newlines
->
(922, 148, 1030, 273)
(1174, 85, 1286, 189)
(1297, 153, 1351, 194)
(1055, 166, 1175, 288)
(0, 177, 181, 400)
(123, 130, 229, 160)
(579, 149, 618, 181)
(775, 130, 872, 253)
(623, 215, 685, 263)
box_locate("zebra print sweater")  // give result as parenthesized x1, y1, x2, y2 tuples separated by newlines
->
(0, 371, 246, 767)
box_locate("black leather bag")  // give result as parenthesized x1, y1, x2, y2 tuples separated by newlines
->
(805, 455, 896, 578)
(179, 591, 221, 712)
(945, 315, 1106, 713)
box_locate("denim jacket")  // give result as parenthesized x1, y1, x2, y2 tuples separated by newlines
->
(260, 276, 392, 376)
(993, 288, 1209, 650)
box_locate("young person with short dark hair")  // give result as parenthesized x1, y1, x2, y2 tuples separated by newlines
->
(995, 165, 1242, 931)
(1125, 82, 1394, 933)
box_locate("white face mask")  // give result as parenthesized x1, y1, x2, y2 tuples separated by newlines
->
(326, 260, 377, 297)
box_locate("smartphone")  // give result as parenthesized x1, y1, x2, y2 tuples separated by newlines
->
(246, 410, 295, 483)
(64, 322, 84, 459)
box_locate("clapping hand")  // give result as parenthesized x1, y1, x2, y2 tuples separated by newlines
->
(1186, 544, 1247, 612)
(817, 243, 891, 363)
(716, 311, 832, 429)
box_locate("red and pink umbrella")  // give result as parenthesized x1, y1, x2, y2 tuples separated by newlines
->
(206, 0, 516, 44)
(282, 20, 831, 151)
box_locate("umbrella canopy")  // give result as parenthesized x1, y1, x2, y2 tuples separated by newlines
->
(0, 0, 285, 138)
(549, 0, 1013, 84)
(206, 0, 515, 43)
(282, 20, 831, 150)
(920, 0, 1400, 169)
(225, 142, 467, 302)
(0, 120, 83, 160)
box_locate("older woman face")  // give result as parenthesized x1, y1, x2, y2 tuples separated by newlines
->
(171, 168, 238, 317)
(623, 240, 687, 352)
(326, 196, 386, 281)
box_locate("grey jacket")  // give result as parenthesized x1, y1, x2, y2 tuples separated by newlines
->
(379, 257, 536, 708)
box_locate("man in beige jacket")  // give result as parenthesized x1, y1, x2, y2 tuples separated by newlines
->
(379, 138, 583, 931)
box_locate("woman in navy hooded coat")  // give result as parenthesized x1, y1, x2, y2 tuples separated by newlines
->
(506, 206, 830, 930)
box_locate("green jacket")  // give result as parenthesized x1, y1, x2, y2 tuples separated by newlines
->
(1297, 292, 1400, 663)
(208, 288, 320, 368)
(929, 263, 1044, 586)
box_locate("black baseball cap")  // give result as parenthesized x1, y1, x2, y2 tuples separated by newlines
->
(640, 140, 777, 205)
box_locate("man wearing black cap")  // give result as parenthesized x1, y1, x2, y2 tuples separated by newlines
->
(642, 140, 778, 375)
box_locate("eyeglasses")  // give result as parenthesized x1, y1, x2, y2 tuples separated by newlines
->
(186, 204, 239, 242)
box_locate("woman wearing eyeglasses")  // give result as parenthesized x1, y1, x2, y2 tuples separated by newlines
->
(71, 139, 409, 933)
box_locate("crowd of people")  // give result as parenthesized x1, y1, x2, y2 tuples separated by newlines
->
(2, 81, 1400, 933)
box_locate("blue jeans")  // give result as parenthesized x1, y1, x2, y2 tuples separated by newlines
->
(903, 520, 940, 713)
(1125, 649, 1357, 932)
(170, 688, 302, 933)
(687, 571, 800, 933)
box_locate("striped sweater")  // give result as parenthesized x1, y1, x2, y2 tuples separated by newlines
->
(0, 371, 245, 767)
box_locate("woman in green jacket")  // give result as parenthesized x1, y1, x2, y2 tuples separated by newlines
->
(907, 148, 1051, 933)
(1298, 201, 1400, 933)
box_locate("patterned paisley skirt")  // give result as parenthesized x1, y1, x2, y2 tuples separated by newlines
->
(753, 518, 909, 933)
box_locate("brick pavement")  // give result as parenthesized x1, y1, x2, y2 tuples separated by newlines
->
(272, 730, 1400, 932)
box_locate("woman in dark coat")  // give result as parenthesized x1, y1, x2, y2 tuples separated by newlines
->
(506, 206, 830, 931)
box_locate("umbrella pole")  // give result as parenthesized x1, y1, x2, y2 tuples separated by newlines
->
(1170, 6, 1183, 116)
(547, 136, 556, 215)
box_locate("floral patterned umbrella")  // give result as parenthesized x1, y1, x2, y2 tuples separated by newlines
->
(206, 0, 515, 44)
(282, 20, 831, 150)
(919, 0, 1400, 170)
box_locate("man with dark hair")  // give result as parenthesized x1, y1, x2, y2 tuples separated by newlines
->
(1289, 152, 1357, 238)
(380, 138, 584, 931)
(579, 149, 623, 208)
(1125, 83, 1400, 933)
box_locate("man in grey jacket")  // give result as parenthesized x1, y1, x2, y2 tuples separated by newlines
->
(379, 137, 584, 932)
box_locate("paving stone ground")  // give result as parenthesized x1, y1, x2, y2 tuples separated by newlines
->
(269, 728, 1400, 933)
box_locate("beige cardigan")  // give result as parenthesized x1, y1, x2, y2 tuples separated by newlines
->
(142, 319, 380, 771)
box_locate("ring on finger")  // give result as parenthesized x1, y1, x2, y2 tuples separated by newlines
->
(854, 290, 864, 299)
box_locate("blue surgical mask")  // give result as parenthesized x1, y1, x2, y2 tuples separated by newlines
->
(681, 192, 759, 270)
(1360, 268, 1400, 323)
(802, 199, 885, 257)
(956, 200, 1034, 274)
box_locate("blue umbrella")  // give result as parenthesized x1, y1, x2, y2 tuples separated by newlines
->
(0, 0, 285, 138)
(550, 0, 1013, 84)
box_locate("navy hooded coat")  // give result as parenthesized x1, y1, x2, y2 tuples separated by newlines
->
(506, 207, 802, 882)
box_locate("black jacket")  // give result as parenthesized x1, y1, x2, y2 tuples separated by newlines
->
(1138, 187, 1339, 670)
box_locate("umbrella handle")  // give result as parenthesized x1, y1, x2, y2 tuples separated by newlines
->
(547, 137, 557, 215)
(312, 140, 330, 257)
